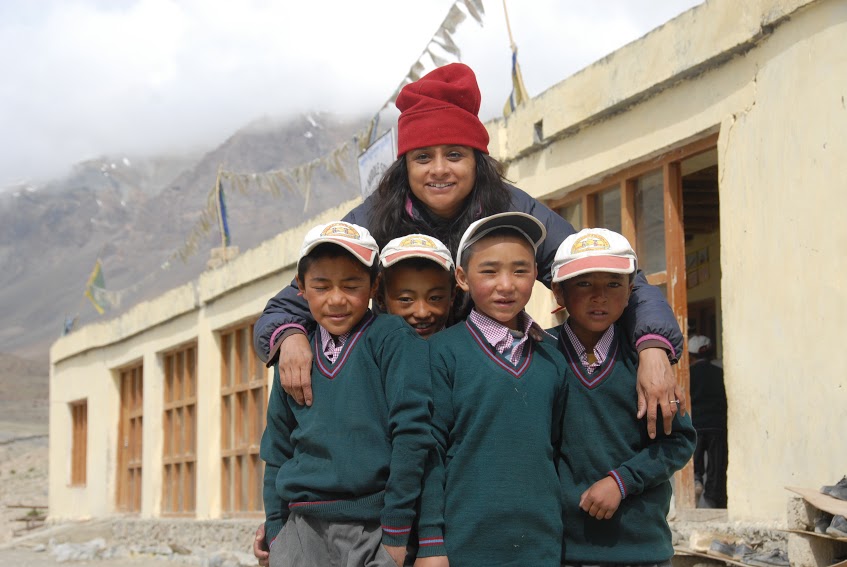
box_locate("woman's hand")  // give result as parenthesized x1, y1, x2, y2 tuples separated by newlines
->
(636, 347, 687, 438)
(253, 523, 269, 567)
(279, 333, 314, 406)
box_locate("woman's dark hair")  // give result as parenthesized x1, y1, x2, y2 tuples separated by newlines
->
(368, 150, 512, 258)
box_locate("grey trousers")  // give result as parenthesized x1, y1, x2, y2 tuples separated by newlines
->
(270, 514, 398, 567)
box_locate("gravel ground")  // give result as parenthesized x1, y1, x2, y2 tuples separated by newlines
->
(0, 548, 182, 567)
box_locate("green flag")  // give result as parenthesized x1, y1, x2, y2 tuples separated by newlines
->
(84, 259, 107, 315)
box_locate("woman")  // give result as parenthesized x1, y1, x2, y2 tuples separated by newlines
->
(253, 62, 685, 567)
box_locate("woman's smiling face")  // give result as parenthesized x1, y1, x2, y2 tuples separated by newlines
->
(405, 145, 476, 219)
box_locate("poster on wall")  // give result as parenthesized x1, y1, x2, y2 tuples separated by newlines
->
(358, 129, 396, 199)
(686, 246, 710, 289)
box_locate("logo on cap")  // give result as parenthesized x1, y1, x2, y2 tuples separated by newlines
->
(321, 222, 361, 239)
(572, 233, 610, 254)
(399, 235, 436, 248)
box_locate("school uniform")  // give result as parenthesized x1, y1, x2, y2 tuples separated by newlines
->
(416, 309, 567, 567)
(555, 322, 696, 567)
(261, 312, 434, 567)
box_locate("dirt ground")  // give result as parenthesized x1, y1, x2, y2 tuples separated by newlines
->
(0, 411, 49, 545)
(0, 548, 181, 567)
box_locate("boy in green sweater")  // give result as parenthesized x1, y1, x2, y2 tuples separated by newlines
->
(261, 221, 434, 567)
(550, 228, 696, 567)
(415, 212, 568, 567)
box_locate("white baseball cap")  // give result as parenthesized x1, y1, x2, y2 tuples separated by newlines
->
(456, 212, 546, 267)
(299, 221, 379, 267)
(380, 234, 454, 271)
(551, 228, 637, 282)
(688, 334, 712, 354)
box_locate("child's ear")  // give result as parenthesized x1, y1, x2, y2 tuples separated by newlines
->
(455, 266, 470, 292)
(295, 276, 305, 296)
(551, 282, 566, 307)
(371, 273, 383, 304)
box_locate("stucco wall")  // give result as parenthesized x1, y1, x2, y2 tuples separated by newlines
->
(716, 0, 847, 522)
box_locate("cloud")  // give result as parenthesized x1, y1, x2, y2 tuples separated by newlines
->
(0, 0, 701, 187)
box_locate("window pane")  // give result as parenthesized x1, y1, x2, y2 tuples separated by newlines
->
(557, 202, 582, 231)
(597, 187, 621, 233)
(635, 170, 666, 274)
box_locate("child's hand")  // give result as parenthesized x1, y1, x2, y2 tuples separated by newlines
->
(579, 476, 622, 520)
(253, 523, 270, 567)
(414, 556, 450, 567)
(383, 544, 407, 567)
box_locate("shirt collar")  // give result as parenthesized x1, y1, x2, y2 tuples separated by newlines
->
(563, 322, 615, 367)
(469, 308, 535, 349)
(319, 326, 350, 355)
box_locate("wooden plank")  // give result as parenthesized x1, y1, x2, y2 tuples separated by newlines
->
(673, 546, 749, 566)
(581, 193, 596, 227)
(664, 160, 694, 509)
(782, 528, 847, 543)
(786, 486, 847, 517)
(620, 179, 636, 247)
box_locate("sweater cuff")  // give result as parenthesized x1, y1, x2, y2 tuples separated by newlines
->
(266, 324, 308, 367)
(380, 515, 413, 547)
(415, 533, 447, 558)
(264, 519, 284, 548)
(608, 470, 628, 499)
(636, 334, 678, 364)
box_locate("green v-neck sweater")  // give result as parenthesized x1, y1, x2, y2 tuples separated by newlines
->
(416, 319, 567, 567)
(555, 323, 696, 564)
(261, 312, 434, 548)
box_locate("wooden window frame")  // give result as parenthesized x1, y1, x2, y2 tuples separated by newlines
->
(220, 321, 267, 518)
(116, 362, 144, 514)
(162, 343, 197, 517)
(70, 399, 87, 487)
(545, 133, 719, 509)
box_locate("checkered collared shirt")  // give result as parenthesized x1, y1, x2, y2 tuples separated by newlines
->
(319, 326, 350, 363)
(468, 308, 536, 366)
(562, 322, 615, 374)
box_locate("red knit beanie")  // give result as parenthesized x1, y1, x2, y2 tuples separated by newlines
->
(395, 63, 489, 157)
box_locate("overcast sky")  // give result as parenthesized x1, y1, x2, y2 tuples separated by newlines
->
(0, 0, 703, 188)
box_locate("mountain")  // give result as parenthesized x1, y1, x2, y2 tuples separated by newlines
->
(0, 112, 367, 362)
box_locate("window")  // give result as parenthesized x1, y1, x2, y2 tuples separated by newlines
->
(557, 202, 582, 231)
(162, 344, 197, 516)
(635, 170, 666, 275)
(220, 322, 267, 516)
(597, 187, 622, 233)
(117, 362, 143, 513)
(70, 400, 87, 486)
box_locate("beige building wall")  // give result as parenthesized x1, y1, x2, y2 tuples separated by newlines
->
(50, 0, 847, 525)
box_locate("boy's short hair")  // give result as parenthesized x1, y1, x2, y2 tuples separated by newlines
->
(297, 221, 380, 282)
(456, 212, 546, 269)
(551, 228, 637, 283)
(380, 234, 454, 271)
